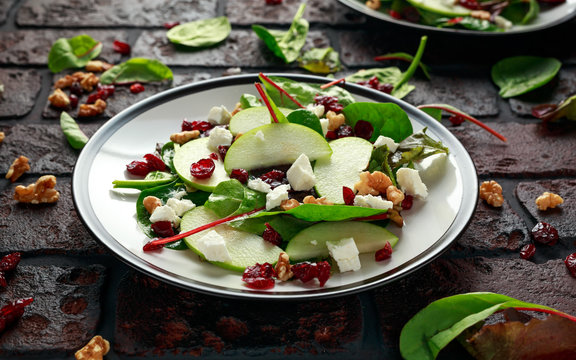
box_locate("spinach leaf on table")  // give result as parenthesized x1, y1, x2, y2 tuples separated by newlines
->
(60, 111, 89, 150)
(298, 47, 341, 74)
(342, 102, 413, 143)
(48, 34, 102, 73)
(100, 58, 173, 85)
(166, 17, 231, 47)
(491, 56, 561, 98)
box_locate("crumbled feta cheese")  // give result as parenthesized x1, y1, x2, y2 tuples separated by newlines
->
(247, 178, 272, 193)
(286, 153, 316, 191)
(306, 104, 325, 118)
(353, 194, 394, 209)
(397, 168, 428, 199)
(171, 190, 188, 200)
(266, 184, 291, 210)
(326, 237, 361, 272)
(207, 105, 231, 125)
(166, 198, 195, 217)
(207, 127, 233, 150)
(494, 16, 512, 30)
(373, 136, 399, 153)
(194, 230, 232, 263)
(319, 118, 330, 136)
(254, 130, 265, 142)
(149, 205, 181, 227)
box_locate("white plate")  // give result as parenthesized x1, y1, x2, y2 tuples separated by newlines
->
(339, 0, 576, 35)
(73, 74, 477, 299)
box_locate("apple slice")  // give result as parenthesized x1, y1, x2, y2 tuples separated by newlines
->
(229, 106, 292, 135)
(314, 137, 373, 204)
(285, 221, 398, 261)
(224, 123, 332, 172)
(405, 0, 471, 17)
(181, 206, 284, 272)
(173, 137, 229, 191)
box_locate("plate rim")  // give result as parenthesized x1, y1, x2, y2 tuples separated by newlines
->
(72, 73, 478, 300)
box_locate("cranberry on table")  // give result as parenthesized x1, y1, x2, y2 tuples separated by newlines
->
(130, 83, 145, 94)
(163, 21, 180, 29)
(531, 222, 559, 246)
(519, 243, 536, 260)
(449, 115, 466, 126)
(190, 158, 215, 179)
(69, 94, 79, 108)
(0, 297, 33, 334)
(112, 40, 131, 55)
(565, 253, 576, 278)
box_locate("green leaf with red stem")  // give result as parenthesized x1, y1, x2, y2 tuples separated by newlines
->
(374, 52, 431, 80)
(48, 35, 102, 73)
(258, 73, 304, 108)
(532, 94, 576, 122)
(417, 103, 507, 142)
(254, 82, 288, 124)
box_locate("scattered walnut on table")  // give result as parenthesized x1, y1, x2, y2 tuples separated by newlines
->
(281, 198, 300, 211)
(274, 252, 293, 282)
(14, 175, 60, 204)
(6, 155, 30, 183)
(80, 72, 100, 92)
(143, 196, 162, 214)
(0, 131, 5, 144)
(354, 171, 393, 196)
(303, 195, 333, 205)
(169, 130, 200, 145)
(326, 111, 346, 131)
(78, 99, 106, 117)
(48, 88, 70, 108)
(85, 60, 113, 72)
(479, 180, 504, 207)
(75, 335, 110, 360)
(535, 191, 563, 211)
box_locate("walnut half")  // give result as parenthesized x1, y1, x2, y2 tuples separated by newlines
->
(274, 252, 293, 282)
(14, 175, 60, 204)
(6, 155, 30, 182)
(78, 99, 106, 117)
(535, 191, 563, 211)
(75, 335, 110, 360)
(479, 180, 504, 207)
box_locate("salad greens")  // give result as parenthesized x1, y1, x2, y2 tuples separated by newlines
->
(374, 52, 431, 80)
(48, 34, 102, 73)
(166, 17, 231, 48)
(60, 111, 89, 150)
(298, 47, 341, 74)
(491, 56, 561, 98)
(100, 58, 173, 85)
(343, 102, 413, 142)
(532, 94, 576, 122)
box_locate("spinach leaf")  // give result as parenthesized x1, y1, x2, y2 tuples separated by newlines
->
(500, 0, 539, 25)
(491, 56, 561, 98)
(161, 142, 177, 173)
(204, 179, 266, 218)
(100, 58, 173, 85)
(419, 107, 443, 121)
(298, 47, 341, 74)
(399, 292, 558, 360)
(375, 52, 431, 80)
(436, 17, 502, 32)
(368, 145, 398, 187)
(251, 204, 387, 222)
(60, 111, 89, 150)
(286, 109, 324, 135)
(230, 214, 313, 243)
(240, 93, 262, 109)
(346, 68, 415, 99)
(113, 172, 176, 190)
(390, 129, 449, 169)
(342, 102, 413, 142)
(48, 34, 102, 73)
(166, 17, 231, 47)
(252, 3, 309, 63)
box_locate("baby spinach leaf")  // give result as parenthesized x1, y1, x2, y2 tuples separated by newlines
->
(204, 179, 266, 218)
(166, 16, 231, 47)
(491, 56, 561, 98)
(342, 102, 413, 142)
(346, 68, 415, 99)
(252, 3, 309, 63)
(390, 129, 449, 169)
(100, 58, 173, 85)
(113, 172, 176, 190)
(48, 34, 102, 73)
(230, 214, 313, 243)
(286, 109, 324, 135)
(399, 292, 558, 360)
(501, 0, 539, 24)
(251, 204, 387, 222)
(161, 142, 177, 173)
(60, 111, 89, 150)
(298, 47, 341, 74)
(240, 93, 261, 109)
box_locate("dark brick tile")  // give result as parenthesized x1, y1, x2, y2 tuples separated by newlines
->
(0, 0, 16, 25)
(115, 272, 363, 356)
(0, 69, 42, 118)
(516, 179, 576, 238)
(132, 29, 330, 67)
(0, 177, 105, 254)
(0, 30, 126, 66)
(0, 264, 105, 356)
(227, 0, 365, 26)
(451, 122, 576, 177)
(16, 0, 217, 27)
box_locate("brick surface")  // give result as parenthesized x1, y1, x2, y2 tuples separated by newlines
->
(0, 69, 42, 118)
(0, 0, 15, 25)
(0, 264, 105, 356)
(516, 179, 576, 238)
(115, 272, 363, 357)
(16, 0, 217, 27)
(0, 30, 126, 66)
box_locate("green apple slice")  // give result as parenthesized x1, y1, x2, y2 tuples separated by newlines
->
(406, 0, 471, 17)
(285, 221, 398, 261)
(224, 123, 332, 172)
(181, 206, 284, 272)
(314, 137, 373, 204)
(173, 137, 229, 191)
(229, 106, 292, 135)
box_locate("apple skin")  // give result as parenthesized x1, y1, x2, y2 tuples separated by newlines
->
(229, 106, 292, 135)
(224, 123, 332, 173)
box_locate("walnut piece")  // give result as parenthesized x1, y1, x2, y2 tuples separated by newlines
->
(479, 180, 504, 207)
(274, 252, 293, 281)
(80, 72, 100, 92)
(535, 192, 564, 211)
(386, 185, 405, 206)
(470, 10, 491, 20)
(0, 131, 5, 144)
(354, 171, 393, 196)
(303, 196, 334, 205)
(143, 196, 162, 214)
(48, 88, 70, 108)
(6, 155, 30, 183)
(366, 0, 381, 10)
(78, 99, 106, 117)
(230, 102, 243, 116)
(169, 130, 200, 145)
(85, 60, 113, 72)
(75, 335, 110, 360)
(326, 111, 346, 131)
(280, 198, 300, 211)
(14, 175, 60, 204)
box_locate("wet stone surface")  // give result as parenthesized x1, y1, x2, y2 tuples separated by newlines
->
(0, 69, 42, 118)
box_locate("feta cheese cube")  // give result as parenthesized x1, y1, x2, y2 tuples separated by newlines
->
(326, 237, 361, 272)
(306, 104, 325, 118)
(166, 198, 196, 217)
(149, 205, 180, 227)
(207, 127, 233, 150)
(207, 105, 231, 125)
(247, 178, 272, 193)
(194, 230, 232, 263)
(353, 194, 393, 210)
(266, 184, 291, 210)
(319, 118, 330, 136)
(373, 136, 399, 153)
(286, 153, 316, 191)
(414, 153, 447, 184)
(397, 168, 428, 199)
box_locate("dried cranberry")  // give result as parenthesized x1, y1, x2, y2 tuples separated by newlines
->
(565, 253, 576, 278)
(0, 253, 21, 272)
(447, 17, 464, 25)
(314, 95, 344, 113)
(130, 83, 145, 94)
(182, 120, 213, 133)
(401, 195, 413, 210)
(260, 170, 286, 188)
(209, 152, 219, 161)
(97, 84, 115, 99)
(86, 92, 100, 104)
(325, 130, 338, 140)
(230, 168, 249, 184)
(0, 297, 33, 333)
(262, 223, 282, 246)
(459, 0, 481, 9)
(69, 94, 78, 108)
(389, 9, 402, 19)
(375, 241, 393, 261)
(519, 243, 536, 260)
(143, 153, 166, 172)
(448, 115, 466, 126)
(218, 145, 229, 161)
(126, 161, 151, 176)
(316, 261, 331, 287)
(531, 222, 559, 246)
(342, 186, 355, 206)
(378, 83, 394, 94)
(354, 120, 374, 140)
(0, 273, 6, 288)
(163, 21, 180, 29)
(112, 40, 131, 55)
(336, 125, 354, 138)
(70, 81, 83, 96)
(242, 263, 276, 289)
(151, 221, 174, 238)
(266, 0, 283, 4)
(357, 76, 379, 90)
(190, 158, 215, 179)
(292, 262, 318, 283)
